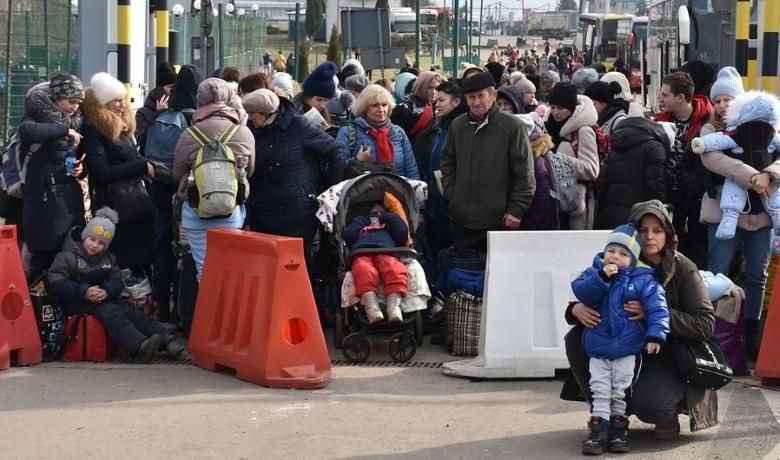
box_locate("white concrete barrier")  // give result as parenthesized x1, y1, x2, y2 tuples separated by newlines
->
(442, 230, 610, 379)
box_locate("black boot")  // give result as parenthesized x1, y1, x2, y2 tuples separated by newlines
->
(609, 415, 630, 453)
(582, 416, 609, 455)
(137, 334, 162, 361)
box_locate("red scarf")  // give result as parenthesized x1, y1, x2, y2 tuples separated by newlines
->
(367, 126, 394, 164)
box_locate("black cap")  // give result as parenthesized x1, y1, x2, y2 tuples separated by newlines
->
(461, 71, 496, 93)
(584, 81, 615, 104)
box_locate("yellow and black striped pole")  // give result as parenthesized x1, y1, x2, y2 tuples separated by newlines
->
(736, 0, 750, 88)
(748, 23, 758, 89)
(117, 0, 131, 96)
(156, 0, 170, 69)
(761, 0, 780, 92)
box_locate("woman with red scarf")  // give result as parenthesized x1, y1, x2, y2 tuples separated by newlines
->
(337, 85, 420, 180)
(390, 71, 441, 143)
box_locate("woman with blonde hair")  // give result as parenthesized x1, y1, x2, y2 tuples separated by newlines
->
(337, 84, 419, 179)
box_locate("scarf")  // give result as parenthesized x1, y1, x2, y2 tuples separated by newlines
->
(545, 115, 567, 147)
(367, 124, 394, 164)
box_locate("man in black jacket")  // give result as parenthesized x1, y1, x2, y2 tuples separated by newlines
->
(134, 62, 177, 144)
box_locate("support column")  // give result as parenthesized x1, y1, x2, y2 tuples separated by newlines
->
(761, 0, 780, 91)
(156, 0, 170, 71)
(118, 0, 132, 95)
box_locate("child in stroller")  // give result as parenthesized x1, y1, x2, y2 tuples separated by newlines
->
(343, 204, 409, 324)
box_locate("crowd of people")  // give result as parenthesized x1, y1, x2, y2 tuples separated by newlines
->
(1, 45, 777, 455)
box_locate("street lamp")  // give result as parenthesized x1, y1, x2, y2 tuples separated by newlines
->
(193, 0, 201, 10)
(237, 8, 246, 17)
(172, 3, 184, 16)
(225, 2, 235, 14)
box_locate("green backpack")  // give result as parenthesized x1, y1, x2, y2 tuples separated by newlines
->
(186, 124, 241, 219)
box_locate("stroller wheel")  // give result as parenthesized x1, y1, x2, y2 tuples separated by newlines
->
(388, 331, 417, 363)
(342, 333, 372, 363)
(333, 311, 345, 349)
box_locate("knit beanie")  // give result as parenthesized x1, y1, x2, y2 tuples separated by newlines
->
(548, 83, 578, 112)
(303, 61, 338, 98)
(345, 74, 369, 94)
(604, 223, 642, 265)
(49, 73, 84, 101)
(710, 66, 744, 100)
(156, 62, 178, 87)
(89, 72, 127, 105)
(515, 77, 536, 95)
(600, 72, 633, 102)
(271, 72, 295, 100)
(82, 207, 119, 248)
(585, 81, 618, 104)
(571, 68, 599, 94)
(341, 59, 365, 80)
(242, 88, 280, 114)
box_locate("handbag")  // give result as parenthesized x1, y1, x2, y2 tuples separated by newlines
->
(670, 337, 733, 390)
(105, 178, 154, 223)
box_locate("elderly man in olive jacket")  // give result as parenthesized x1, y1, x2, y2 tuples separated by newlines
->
(440, 72, 536, 251)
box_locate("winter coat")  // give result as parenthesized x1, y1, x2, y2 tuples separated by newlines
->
(597, 103, 628, 137)
(337, 116, 420, 180)
(572, 254, 670, 359)
(521, 134, 558, 230)
(81, 90, 153, 270)
(497, 86, 524, 114)
(172, 78, 255, 205)
(134, 86, 165, 146)
(441, 104, 536, 229)
(344, 211, 409, 251)
(596, 117, 669, 229)
(17, 82, 85, 253)
(547, 95, 600, 229)
(47, 237, 124, 315)
(246, 98, 345, 233)
(390, 93, 430, 140)
(700, 104, 780, 231)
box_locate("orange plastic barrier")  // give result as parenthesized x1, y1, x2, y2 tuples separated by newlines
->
(0, 226, 42, 370)
(757, 267, 780, 379)
(188, 229, 331, 388)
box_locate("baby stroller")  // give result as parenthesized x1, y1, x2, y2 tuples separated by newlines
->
(320, 173, 429, 364)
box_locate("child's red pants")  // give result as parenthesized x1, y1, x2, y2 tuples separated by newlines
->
(351, 254, 408, 296)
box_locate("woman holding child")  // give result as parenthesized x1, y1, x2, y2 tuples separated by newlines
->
(564, 199, 718, 444)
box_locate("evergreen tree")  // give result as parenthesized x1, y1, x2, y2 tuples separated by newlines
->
(326, 25, 342, 69)
(635, 0, 648, 15)
(556, 0, 578, 10)
(299, 40, 311, 79)
(305, 0, 325, 39)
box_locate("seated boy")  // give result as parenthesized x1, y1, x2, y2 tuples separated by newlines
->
(344, 204, 409, 324)
(47, 207, 185, 361)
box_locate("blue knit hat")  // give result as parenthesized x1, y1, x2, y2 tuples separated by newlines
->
(605, 223, 642, 265)
(303, 61, 338, 98)
(710, 66, 744, 100)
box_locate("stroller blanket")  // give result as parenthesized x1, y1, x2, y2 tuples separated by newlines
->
(316, 175, 428, 233)
(341, 257, 430, 313)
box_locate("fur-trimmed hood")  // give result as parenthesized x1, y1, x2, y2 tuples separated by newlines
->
(24, 81, 83, 130)
(725, 90, 780, 129)
(559, 95, 598, 138)
(81, 88, 135, 143)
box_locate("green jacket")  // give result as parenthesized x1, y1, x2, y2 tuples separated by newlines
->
(440, 103, 535, 229)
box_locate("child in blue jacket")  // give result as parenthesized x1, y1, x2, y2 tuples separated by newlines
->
(344, 204, 409, 324)
(571, 223, 670, 455)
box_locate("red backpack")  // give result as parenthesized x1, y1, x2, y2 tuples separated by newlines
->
(571, 124, 612, 164)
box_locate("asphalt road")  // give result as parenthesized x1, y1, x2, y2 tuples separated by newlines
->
(1, 354, 779, 459)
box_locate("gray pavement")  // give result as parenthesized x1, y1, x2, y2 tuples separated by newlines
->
(2, 337, 780, 459)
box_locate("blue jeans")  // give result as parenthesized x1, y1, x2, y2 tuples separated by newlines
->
(153, 205, 175, 315)
(181, 202, 246, 281)
(707, 224, 771, 320)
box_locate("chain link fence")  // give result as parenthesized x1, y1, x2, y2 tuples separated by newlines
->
(169, 12, 269, 75)
(0, 0, 79, 142)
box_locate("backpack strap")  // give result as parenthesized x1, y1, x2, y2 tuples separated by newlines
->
(348, 122, 357, 154)
(218, 123, 241, 144)
(187, 126, 211, 147)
